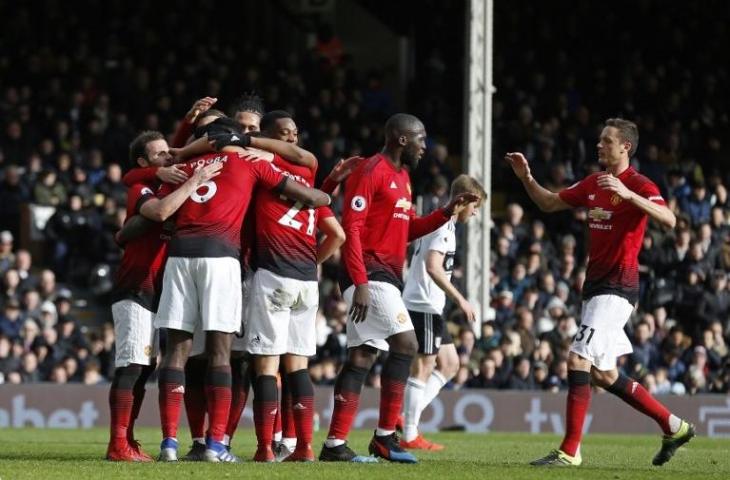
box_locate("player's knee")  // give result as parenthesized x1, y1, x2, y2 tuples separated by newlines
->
(348, 345, 378, 369)
(439, 349, 460, 380)
(590, 368, 618, 388)
(391, 333, 418, 357)
(567, 351, 590, 371)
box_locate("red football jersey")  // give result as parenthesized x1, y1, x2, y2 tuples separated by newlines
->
(253, 154, 333, 280)
(158, 152, 287, 258)
(559, 166, 665, 304)
(112, 183, 170, 311)
(341, 153, 448, 290)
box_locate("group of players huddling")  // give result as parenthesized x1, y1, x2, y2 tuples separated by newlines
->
(106, 93, 694, 467)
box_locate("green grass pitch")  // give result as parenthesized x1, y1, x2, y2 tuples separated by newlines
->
(1, 428, 728, 480)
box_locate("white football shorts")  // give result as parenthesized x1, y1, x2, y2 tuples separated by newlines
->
(570, 294, 635, 371)
(155, 256, 242, 334)
(244, 268, 319, 356)
(343, 281, 414, 351)
(112, 300, 158, 368)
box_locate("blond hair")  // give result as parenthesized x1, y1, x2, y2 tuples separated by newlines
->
(450, 174, 487, 207)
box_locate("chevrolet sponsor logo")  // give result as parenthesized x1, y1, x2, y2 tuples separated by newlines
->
(395, 198, 412, 211)
(588, 207, 612, 221)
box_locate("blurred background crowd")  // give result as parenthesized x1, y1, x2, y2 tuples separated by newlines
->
(1, 0, 728, 395)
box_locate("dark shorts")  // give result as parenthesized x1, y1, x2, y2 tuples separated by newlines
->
(409, 310, 453, 355)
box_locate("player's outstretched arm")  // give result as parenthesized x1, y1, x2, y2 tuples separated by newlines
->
(115, 214, 156, 246)
(279, 180, 332, 208)
(316, 215, 346, 264)
(408, 193, 480, 241)
(505, 152, 571, 212)
(248, 136, 317, 169)
(140, 162, 223, 222)
(425, 250, 476, 323)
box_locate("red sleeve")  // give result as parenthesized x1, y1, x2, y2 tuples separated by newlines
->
(250, 158, 288, 191)
(156, 181, 175, 199)
(408, 208, 449, 242)
(558, 176, 592, 208)
(638, 179, 666, 205)
(171, 119, 194, 148)
(341, 172, 376, 286)
(126, 184, 156, 215)
(123, 167, 158, 187)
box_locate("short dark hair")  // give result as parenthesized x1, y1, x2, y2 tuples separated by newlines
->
(384, 113, 423, 143)
(260, 110, 293, 134)
(229, 93, 265, 118)
(128, 131, 164, 168)
(605, 118, 639, 157)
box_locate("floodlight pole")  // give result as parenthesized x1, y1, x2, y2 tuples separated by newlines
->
(464, 0, 494, 326)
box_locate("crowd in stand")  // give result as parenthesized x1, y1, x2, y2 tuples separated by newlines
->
(1, 0, 729, 394)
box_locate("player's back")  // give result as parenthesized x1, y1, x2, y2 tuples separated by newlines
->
(161, 151, 283, 259)
(253, 155, 320, 281)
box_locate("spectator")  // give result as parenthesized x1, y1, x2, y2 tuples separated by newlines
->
(0, 230, 16, 274)
(0, 167, 31, 240)
(0, 299, 23, 340)
(507, 355, 535, 390)
(33, 170, 67, 207)
(680, 179, 712, 227)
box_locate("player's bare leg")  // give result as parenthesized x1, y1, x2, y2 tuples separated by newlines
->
(592, 366, 694, 466)
(157, 329, 193, 462)
(320, 345, 378, 462)
(201, 331, 239, 462)
(401, 343, 458, 450)
(279, 354, 315, 462)
(252, 354, 281, 462)
(367, 331, 418, 463)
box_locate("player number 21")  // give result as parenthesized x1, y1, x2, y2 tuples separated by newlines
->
(574, 325, 595, 345)
(278, 200, 315, 235)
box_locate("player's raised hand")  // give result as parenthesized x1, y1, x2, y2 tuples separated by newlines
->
(350, 284, 370, 323)
(191, 161, 223, 185)
(156, 165, 189, 184)
(444, 192, 481, 216)
(597, 173, 633, 200)
(186, 96, 218, 123)
(328, 156, 365, 183)
(458, 298, 477, 323)
(505, 152, 532, 181)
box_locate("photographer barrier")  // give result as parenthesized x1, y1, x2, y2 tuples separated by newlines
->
(1, 385, 728, 437)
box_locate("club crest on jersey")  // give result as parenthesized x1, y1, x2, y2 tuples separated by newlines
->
(610, 193, 622, 205)
(588, 207, 612, 221)
(351, 195, 367, 212)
